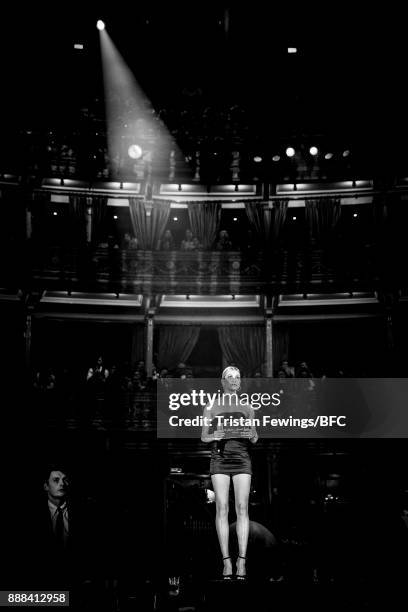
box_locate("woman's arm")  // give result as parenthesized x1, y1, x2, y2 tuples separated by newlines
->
(201, 404, 224, 442)
(248, 405, 258, 444)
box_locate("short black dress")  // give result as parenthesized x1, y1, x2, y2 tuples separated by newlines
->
(210, 438, 252, 476)
(209, 410, 252, 476)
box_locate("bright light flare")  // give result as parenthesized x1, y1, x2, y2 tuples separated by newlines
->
(309, 146, 318, 156)
(286, 147, 295, 158)
(97, 20, 105, 31)
(128, 144, 143, 159)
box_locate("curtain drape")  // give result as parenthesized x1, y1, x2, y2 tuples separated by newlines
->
(372, 192, 400, 238)
(218, 326, 265, 377)
(305, 197, 341, 242)
(68, 195, 87, 244)
(245, 199, 288, 245)
(273, 323, 290, 375)
(91, 196, 109, 245)
(187, 201, 222, 249)
(131, 324, 145, 366)
(128, 198, 171, 249)
(158, 325, 201, 370)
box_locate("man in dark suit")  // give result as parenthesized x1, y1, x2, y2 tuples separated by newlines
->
(26, 466, 77, 590)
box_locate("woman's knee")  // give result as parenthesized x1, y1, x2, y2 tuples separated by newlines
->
(235, 500, 249, 517)
(216, 501, 229, 518)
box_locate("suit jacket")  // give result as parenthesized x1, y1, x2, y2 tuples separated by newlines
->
(4, 495, 113, 590)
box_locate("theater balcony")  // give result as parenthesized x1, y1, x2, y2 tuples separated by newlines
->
(25, 244, 380, 295)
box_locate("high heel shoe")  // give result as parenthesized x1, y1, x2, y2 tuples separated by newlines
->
(222, 556, 233, 580)
(236, 555, 247, 581)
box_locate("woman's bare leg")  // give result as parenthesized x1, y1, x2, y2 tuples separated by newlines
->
(211, 474, 232, 576)
(232, 473, 251, 577)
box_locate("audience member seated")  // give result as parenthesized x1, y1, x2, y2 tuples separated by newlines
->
(281, 360, 295, 378)
(158, 229, 175, 251)
(87, 356, 109, 383)
(181, 229, 201, 251)
(215, 229, 233, 251)
(174, 362, 187, 378)
(107, 235, 120, 251)
(135, 360, 147, 378)
(131, 371, 148, 393)
(296, 361, 313, 378)
(122, 233, 132, 249)
(191, 237, 202, 250)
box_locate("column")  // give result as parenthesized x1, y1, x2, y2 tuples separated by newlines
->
(145, 310, 155, 377)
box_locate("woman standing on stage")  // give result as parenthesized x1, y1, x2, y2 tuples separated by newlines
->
(201, 366, 258, 580)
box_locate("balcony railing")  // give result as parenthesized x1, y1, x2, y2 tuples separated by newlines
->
(1, 242, 400, 293)
(20, 244, 385, 293)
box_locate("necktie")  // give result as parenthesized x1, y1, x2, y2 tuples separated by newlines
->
(55, 507, 65, 546)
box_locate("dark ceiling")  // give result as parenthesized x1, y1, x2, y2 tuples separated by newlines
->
(0, 6, 407, 164)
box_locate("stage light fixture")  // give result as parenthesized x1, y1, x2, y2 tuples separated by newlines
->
(288, 47, 297, 54)
(173, 217, 178, 221)
(96, 20, 105, 30)
(128, 144, 143, 159)
(53, 211, 58, 216)
(353, 213, 358, 218)
(309, 146, 318, 156)
(342, 150, 350, 157)
(292, 216, 297, 220)
(113, 215, 118, 220)
(324, 152, 333, 160)
(233, 217, 238, 221)
(272, 155, 281, 162)
(253, 156, 262, 163)
(286, 147, 295, 157)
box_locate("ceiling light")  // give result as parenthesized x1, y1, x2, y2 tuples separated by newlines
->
(324, 152, 333, 160)
(272, 155, 281, 162)
(286, 147, 295, 157)
(253, 156, 262, 163)
(309, 146, 318, 156)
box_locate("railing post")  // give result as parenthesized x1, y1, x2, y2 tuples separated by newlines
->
(265, 307, 273, 377)
(86, 197, 92, 243)
(26, 195, 33, 240)
(24, 311, 32, 373)
(145, 305, 155, 378)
